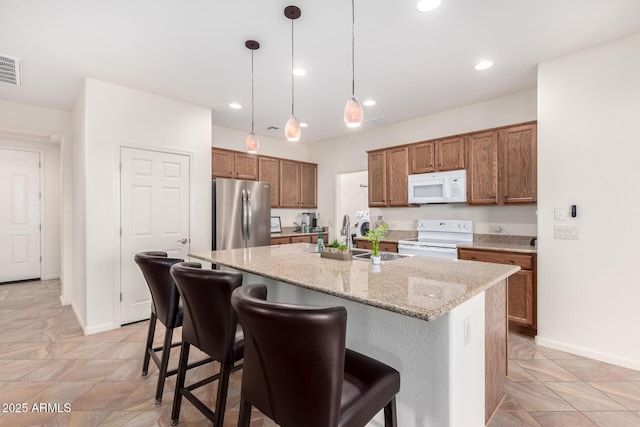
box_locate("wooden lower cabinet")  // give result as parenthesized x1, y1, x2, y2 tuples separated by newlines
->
(458, 248, 537, 336)
(355, 240, 398, 253)
(271, 233, 327, 245)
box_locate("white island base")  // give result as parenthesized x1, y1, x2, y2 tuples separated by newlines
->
(239, 271, 506, 427)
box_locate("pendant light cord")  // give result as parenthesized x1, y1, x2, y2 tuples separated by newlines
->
(251, 50, 255, 133)
(291, 19, 295, 116)
(351, 0, 356, 97)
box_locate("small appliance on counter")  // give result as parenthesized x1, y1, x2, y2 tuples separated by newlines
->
(301, 212, 319, 233)
(398, 219, 473, 259)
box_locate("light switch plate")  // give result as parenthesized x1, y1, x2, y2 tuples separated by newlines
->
(554, 225, 579, 240)
(554, 206, 566, 221)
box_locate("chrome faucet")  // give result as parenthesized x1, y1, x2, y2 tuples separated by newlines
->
(341, 215, 352, 251)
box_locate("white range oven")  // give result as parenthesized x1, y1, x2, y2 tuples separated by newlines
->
(398, 219, 473, 260)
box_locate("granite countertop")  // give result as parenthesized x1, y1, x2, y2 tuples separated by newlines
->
(189, 243, 519, 322)
(457, 234, 537, 254)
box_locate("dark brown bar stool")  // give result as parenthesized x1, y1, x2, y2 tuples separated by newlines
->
(133, 251, 211, 404)
(169, 262, 245, 426)
(231, 284, 401, 427)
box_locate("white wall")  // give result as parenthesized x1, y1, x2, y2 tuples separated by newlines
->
(308, 90, 539, 240)
(211, 124, 314, 229)
(537, 34, 640, 369)
(0, 99, 72, 302)
(76, 79, 212, 333)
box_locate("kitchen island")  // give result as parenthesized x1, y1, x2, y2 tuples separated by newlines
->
(189, 244, 519, 427)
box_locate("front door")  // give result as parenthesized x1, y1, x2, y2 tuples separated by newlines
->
(120, 147, 190, 324)
(0, 148, 41, 283)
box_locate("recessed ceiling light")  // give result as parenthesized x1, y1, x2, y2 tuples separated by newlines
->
(292, 68, 306, 76)
(474, 60, 493, 71)
(363, 99, 376, 107)
(300, 122, 308, 128)
(229, 103, 242, 109)
(417, 0, 441, 13)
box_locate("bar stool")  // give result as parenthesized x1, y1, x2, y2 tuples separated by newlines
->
(230, 284, 401, 427)
(133, 251, 211, 404)
(169, 262, 245, 426)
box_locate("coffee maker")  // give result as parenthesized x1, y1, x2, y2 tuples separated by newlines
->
(301, 212, 318, 231)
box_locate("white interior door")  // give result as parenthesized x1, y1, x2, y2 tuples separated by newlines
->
(120, 147, 190, 324)
(0, 148, 41, 283)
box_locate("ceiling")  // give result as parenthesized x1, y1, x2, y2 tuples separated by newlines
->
(1, 0, 639, 143)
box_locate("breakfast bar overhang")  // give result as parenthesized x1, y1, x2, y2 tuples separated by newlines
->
(189, 244, 519, 427)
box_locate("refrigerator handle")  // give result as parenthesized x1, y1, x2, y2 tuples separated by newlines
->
(241, 189, 247, 241)
(246, 190, 252, 240)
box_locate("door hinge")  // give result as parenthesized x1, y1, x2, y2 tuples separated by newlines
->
(119, 228, 122, 236)
(39, 256, 42, 262)
(119, 292, 122, 302)
(119, 162, 122, 172)
(39, 161, 41, 168)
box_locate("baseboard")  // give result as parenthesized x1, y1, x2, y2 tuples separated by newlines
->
(535, 336, 640, 371)
(41, 274, 60, 281)
(69, 302, 117, 336)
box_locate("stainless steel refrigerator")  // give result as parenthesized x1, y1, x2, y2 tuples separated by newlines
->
(212, 178, 271, 250)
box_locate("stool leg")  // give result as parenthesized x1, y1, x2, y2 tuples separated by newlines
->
(142, 312, 157, 376)
(155, 325, 174, 404)
(383, 397, 398, 427)
(171, 342, 190, 426)
(238, 397, 251, 427)
(214, 361, 233, 426)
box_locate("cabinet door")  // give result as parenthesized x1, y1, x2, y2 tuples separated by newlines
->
(410, 142, 436, 174)
(368, 150, 387, 207)
(507, 270, 534, 328)
(467, 131, 498, 204)
(280, 160, 301, 208)
(356, 240, 372, 250)
(290, 235, 312, 243)
(300, 163, 317, 208)
(211, 148, 234, 178)
(259, 157, 280, 208)
(499, 124, 537, 204)
(311, 233, 328, 244)
(437, 137, 464, 171)
(234, 153, 258, 180)
(387, 146, 410, 206)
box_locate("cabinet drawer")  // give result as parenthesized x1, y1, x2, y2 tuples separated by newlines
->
(290, 235, 312, 243)
(270, 236, 290, 245)
(379, 242, 398, 253)
(458, 249, 533, 270)
(356, 240, 372, 250)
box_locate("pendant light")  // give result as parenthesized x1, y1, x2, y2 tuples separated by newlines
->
(344, 0, 363, 128)
(245, 40, 260, 153)
(284, 5, 301, 142)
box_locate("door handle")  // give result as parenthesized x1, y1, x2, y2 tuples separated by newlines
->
(177, 238, 188, 244)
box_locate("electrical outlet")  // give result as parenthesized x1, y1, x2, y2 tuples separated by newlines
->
(554, 225, 579, 240)
(554, 206, 567, 221)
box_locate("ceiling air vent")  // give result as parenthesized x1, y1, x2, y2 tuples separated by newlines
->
(0, 54, 22, 87)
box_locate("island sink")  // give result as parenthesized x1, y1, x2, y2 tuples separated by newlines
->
(352, 252, 412, 262)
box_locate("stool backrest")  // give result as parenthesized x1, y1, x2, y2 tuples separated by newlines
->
(133, 251, 183, 327)
(231, 284, 347, 427)
(170, 262, 243, 361)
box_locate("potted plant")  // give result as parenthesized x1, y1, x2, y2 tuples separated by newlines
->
(363, 223, 388, 265)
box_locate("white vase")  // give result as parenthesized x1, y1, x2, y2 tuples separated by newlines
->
(371, 255, 381, 265)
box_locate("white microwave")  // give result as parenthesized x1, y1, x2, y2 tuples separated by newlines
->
(408, 170, 467, 204)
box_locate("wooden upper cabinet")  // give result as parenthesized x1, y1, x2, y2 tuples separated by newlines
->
(467, 131, 499, 204)
(499, 124, 537, 204)
(410, 141, 436, 174)
(234, 152, 258, 180)
(211, 148, 234, 178)
(437, 137, 465, 171)
(300, 162, 317, 208)
(279, 160, 301, 208)
(368, 150, 387, 207)
(387, 146, 410, 206)
(258, 156, 280, 208)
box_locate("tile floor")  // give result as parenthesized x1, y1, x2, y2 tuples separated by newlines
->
(1, 279, 639, 426)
